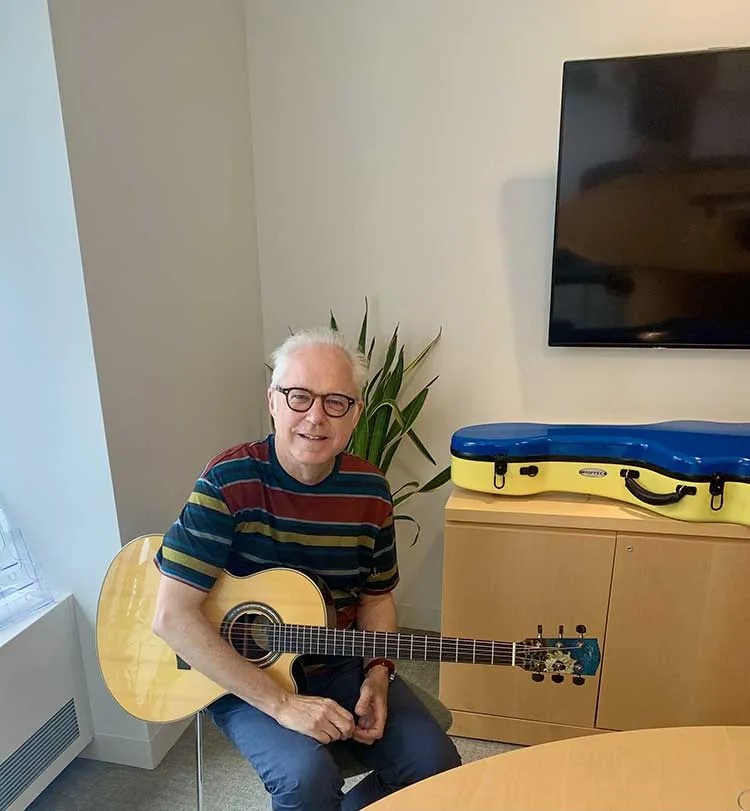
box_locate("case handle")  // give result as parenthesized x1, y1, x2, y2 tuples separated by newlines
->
(621, 469, 696, 506)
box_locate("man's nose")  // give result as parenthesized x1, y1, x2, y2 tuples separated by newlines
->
(306, 396, 327, 422)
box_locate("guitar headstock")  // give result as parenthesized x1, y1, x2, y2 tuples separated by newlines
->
(519, 625, 600, 685)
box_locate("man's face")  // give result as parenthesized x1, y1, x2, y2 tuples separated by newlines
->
(268, 345, 363, 481)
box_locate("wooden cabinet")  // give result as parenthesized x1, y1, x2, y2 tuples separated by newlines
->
(439, 488, 750, 746)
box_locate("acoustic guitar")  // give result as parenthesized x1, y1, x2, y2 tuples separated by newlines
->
(96, 535, 601, 723)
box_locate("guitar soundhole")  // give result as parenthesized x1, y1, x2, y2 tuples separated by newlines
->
(222, 603, 282, 668)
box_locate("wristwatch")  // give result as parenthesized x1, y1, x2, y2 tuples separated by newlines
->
(364, 657, 396, 682)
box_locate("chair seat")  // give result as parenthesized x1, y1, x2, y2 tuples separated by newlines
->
(330, 677, 453, 779)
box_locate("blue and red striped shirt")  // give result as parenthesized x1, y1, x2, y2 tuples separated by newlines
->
(155, 435, 398, 629)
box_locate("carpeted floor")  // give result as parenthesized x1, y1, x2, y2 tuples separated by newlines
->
(29, 660, 518, 810)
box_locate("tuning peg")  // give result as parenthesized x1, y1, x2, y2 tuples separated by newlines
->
(531, 673, 544, 682)
(551, 674, 564, 684)
(572, 676, 585, 686)
(576, 624, 587, 637)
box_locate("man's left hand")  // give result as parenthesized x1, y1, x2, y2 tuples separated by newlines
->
(352, 666, 390, 744)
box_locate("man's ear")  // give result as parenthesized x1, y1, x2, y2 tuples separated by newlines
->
(267, 387, 277, 418)
(351, 399, 364, 429)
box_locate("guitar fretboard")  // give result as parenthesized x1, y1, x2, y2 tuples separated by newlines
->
(258, 624, 520, 666)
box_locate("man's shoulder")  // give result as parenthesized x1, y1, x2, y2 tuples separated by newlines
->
(202, 437, 270, 481)
(337, 453, 392, 499)
(338, 452, 386, 479)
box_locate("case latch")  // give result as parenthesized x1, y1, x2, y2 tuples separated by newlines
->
(494, 457, 508, 490)
(709, 473, 725, 511)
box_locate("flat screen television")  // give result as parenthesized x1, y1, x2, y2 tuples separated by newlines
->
(548, 47, 750, 348)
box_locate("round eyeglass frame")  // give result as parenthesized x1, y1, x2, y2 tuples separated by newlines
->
(274, 386, 358, 418)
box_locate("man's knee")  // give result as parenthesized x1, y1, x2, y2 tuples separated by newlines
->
(386, 727, 461, 789)
(411, 728, 461, 779)
(262, 744, 344, 808)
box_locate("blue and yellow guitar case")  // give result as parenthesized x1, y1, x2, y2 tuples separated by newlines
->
(451, 421, 750, 526)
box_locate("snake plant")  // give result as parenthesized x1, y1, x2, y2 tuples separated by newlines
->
(330, 299, 451, 542)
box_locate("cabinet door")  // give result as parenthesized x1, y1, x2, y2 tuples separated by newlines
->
(597, 533, 750, 730)
(439, 522, 615, 727)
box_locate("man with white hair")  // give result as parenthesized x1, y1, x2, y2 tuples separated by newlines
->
(152, 328, 460, 811)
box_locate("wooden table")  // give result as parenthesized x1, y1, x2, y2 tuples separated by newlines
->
(365, 726, 750, 811)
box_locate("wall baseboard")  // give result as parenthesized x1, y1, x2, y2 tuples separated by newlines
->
(80, 717, 192, 769)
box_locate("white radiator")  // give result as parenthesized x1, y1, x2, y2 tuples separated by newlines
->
(0, 595, 92, 811)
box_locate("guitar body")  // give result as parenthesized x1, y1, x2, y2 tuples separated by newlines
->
(96, 535, 330, 723)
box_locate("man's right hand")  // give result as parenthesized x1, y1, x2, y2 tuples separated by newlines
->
(275, 694, 356, 743)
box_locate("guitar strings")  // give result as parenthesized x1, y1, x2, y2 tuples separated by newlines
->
(224, 621, 581, 645)
(219, 622, 587, 657)
(223, 624, 580, 649)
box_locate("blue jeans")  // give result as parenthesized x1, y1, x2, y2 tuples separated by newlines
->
(208, 658, 461, 810)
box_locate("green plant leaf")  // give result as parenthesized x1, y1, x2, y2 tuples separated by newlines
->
(392, 482, 420, 505)
(378, 375, 438, 471)
(393, 465, 451, 507)
(378, 437, 404, 477)
(379, 386, 429, 467)
(379, 377, 435, 450)
(391, 480, 420, 498)
(363, 365, 384, 403)
(418, 464, 452, 492)
(393, 514, 421, 545)
(406, 428, 437, 466)
(403, 328, 442, 378)
(367, 336, 376, 364)
(367, 393, 406, 469)
(357, 297, 368, 355)
(381, 325, 400, 378)
(330, 311, 339, 332)
(367, 344, 404, 466)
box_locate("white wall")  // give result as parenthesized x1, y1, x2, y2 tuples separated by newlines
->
(0, 0, 145, 761)
(49, 0, 267, 546)
(1, 0, 266, 769)
(46, 0, 266, 764)
(244, 0, 750, 629)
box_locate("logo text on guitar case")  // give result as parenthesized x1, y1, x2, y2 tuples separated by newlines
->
(578, 467, 607, 478)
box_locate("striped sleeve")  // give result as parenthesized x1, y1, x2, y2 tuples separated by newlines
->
(363, 499, 399, 595)
(155, 473, 235, 591)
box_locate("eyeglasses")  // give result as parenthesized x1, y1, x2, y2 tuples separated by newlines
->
(274, 386, 358, 418)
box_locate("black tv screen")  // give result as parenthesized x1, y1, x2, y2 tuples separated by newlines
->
(549, 48, 750, 348)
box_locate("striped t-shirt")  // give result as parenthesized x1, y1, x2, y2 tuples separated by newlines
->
(155, 435, 398, 631)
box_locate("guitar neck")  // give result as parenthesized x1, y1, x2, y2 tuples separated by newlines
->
(261, 624, 519, 666)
